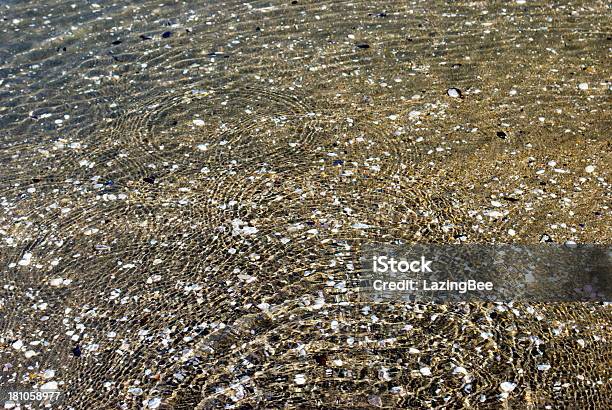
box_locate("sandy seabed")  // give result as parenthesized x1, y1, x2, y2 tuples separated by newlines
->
(0, 0, 610, 408)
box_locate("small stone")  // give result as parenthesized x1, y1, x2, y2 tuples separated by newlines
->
(584, 165, 595, 173)
(447, 88, 462, 98)
(578, 82, 588, 90)
(128, 387, 143, 395)
(162, 31, 172, 38)
(508, 229, 516, 236)
(192, 119, 205, 126)
(241, 226, 259, 235)
(500, 381, 517, 392)
(294, 374, 306, 385)
(41, 381, 58, 391)
(368, 395, 383, 407)
(18, 252, 32, 266)
(147, 398, 162, 409)
(488, 210, 504, 219)
(419, 367, 432, 376)
(11, 340, 23, 350)
(539, 234, 553, 243)
(496, 131, 507, 139)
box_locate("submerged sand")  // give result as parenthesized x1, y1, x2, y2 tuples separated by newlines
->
(0, 0, 610, 408)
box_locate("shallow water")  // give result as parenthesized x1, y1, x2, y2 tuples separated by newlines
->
(0, 1, 610, 408)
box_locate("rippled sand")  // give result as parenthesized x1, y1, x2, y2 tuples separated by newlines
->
(0, 1, 610, 408)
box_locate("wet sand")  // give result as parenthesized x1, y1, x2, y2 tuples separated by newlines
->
(0, 0, 610, 408)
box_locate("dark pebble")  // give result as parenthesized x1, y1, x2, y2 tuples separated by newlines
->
(162, 31, 172, 38)
(332, 159, 344, 166)
(143, 176, 155, 184)
(497, 131, 507, 139)
(72, 345, 82, 357)
(111, 40, 122, 45)
(291, 0, 298, 4)
(356, 43, 370, 49)
(255, 26, 261, 31)
(140, 34, 152, 40)
(314, 353, 327, 366)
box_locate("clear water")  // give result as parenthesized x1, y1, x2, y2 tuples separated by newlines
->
(0, 1, 610, 408)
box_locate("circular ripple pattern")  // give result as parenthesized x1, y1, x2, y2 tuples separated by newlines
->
(1, 1, 610, 409)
